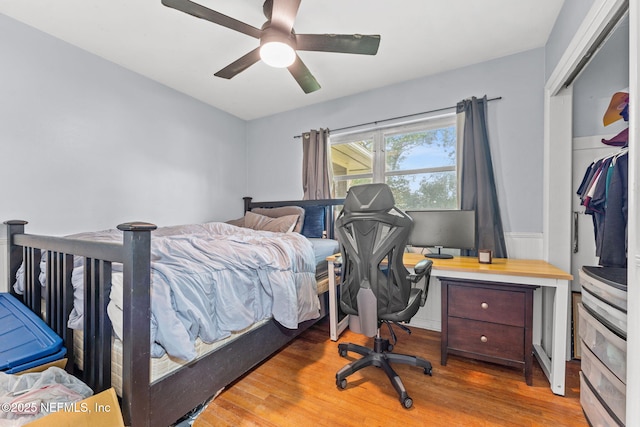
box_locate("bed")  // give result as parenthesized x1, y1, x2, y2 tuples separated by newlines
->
(5, 197, 344, 426)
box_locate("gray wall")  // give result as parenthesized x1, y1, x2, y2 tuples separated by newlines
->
(2, 11, 562, 237)
(545, 0, 597, 80)
(246, 48, 546, 233)
(573, 16, 629, 137)
(0, 14, 247, 235)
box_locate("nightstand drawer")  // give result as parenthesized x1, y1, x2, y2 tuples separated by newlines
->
(448, 317, 524, 361)
(448, 285, 525, 327)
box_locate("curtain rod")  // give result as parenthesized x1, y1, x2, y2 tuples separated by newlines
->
(294, 96, 502, 139)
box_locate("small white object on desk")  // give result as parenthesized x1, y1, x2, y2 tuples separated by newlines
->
(478, 249, 493, 264)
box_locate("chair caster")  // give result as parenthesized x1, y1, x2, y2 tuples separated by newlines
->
(402, 396, 413, 409)
(337, 378, 347, 389)
(338, 345, 348, 358)
(424, 367, 433, 376)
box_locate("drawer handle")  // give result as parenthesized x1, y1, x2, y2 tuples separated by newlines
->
(481, 302, 489, 310)
(480, 335, 488, 343)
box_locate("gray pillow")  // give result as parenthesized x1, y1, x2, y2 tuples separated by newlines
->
(252, 206, 305, 233)
(244, 211, 299, 233)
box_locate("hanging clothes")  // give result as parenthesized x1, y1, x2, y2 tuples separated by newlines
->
(576, 90, 630, 267)
(599, 151, 628, 267)
(577, 148, 628, 267)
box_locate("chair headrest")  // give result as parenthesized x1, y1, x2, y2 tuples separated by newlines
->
(343, 184, 395, 213)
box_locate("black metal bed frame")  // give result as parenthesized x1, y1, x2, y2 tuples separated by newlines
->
(4, 197, 344, 426)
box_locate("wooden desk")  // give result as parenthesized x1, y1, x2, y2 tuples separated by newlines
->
(326, 254, 573, 396)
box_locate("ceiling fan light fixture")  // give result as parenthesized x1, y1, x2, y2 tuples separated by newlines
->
(260, 41, 296, 68)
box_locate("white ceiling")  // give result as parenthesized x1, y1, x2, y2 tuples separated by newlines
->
(0, 1, 564, 120)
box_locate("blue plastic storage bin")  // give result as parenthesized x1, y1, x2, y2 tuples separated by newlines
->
(0, 293, 66, 373)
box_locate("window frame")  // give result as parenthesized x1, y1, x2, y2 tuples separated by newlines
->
(330, 114, 461, 209)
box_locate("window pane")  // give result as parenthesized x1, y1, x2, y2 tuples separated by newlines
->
(331, 139, 374, 198)
(386, 171, 457, 210)
(334, 177, 373, 198)
(385, 126, 456, 172)
(331, 140, 373, 176)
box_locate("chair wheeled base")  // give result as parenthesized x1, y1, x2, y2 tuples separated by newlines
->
(335, 335, 433, 409)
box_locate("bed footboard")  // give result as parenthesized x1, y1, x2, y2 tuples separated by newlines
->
(4, 220, 157, 427)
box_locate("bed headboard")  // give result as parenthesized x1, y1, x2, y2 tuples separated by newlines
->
(243, 197, 345, 240)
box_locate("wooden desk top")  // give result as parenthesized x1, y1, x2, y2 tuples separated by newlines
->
(327, 253, 573, 281)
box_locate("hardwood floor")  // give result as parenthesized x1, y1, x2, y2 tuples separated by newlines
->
(194, 317, 586, 427)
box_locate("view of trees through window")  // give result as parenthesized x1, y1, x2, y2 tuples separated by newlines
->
(330, 117, 458, 210)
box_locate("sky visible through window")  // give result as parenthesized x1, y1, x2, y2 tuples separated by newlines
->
(332, 121, 457, 209)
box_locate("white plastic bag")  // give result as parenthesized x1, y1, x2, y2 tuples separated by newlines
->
(0, 367, 92, 426)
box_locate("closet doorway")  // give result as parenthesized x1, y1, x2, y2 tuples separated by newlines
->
(544, 0, 638, 421)
(570, 15, 629, 290)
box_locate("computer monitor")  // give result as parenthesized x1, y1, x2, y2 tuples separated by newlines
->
(406, 210, 476, 259)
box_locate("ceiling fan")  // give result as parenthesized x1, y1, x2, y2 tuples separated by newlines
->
(161, 0, 381, 93)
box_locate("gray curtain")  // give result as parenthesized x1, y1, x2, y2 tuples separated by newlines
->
(302, 128, 332, 200)
(457, 96, 508, 258)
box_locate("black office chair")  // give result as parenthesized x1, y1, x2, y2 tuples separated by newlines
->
(334, 183, 433, 409)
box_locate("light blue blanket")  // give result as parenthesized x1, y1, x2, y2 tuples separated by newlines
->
(14, 222, 319, 362)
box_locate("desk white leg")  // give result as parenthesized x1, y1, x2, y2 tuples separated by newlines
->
(532, 281, 569, 396)
(532, 288, 543, 347)
(328, 260, 349, 341)
(550, 280, 569, 396)
(328, 261, 339, 341)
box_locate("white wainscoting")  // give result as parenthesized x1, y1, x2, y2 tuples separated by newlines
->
(504, 232, 544, 260)
(410, 232, 544, 331)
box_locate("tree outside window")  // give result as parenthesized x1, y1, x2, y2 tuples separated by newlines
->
(330, 115, 458, 210)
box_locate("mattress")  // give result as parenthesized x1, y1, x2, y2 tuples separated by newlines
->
(60, 222, 321, 362)
(72, 270, 331, 397)
(310, 238, 340, 280)
(73, 319, 269, 397)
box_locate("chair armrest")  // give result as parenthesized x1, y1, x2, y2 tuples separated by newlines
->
(407, 259, 432, 283)
(407, 259, 433, 307)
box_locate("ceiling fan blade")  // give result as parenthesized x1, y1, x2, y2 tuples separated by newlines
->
(162, 0, 262, 39)
(269, 0, 301, 33)
(214, 48, 261, 79)
(288, 55, 321, 94)
(296, 34, 381, 55)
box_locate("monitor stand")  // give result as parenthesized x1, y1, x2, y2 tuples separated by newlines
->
(424, 246, 453, 259)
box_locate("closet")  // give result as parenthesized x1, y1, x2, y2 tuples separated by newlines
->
(545, 0, 638, 422)
(570, 10, 629, 427)
(574, 93, 628, 426)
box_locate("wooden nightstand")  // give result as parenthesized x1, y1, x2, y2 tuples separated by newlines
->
(440, 277, 538, 385)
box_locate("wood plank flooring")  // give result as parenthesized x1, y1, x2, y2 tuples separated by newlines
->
(194, 317, 586, 427)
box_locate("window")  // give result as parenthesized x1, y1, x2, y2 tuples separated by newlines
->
(330, 115, 459, 210)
